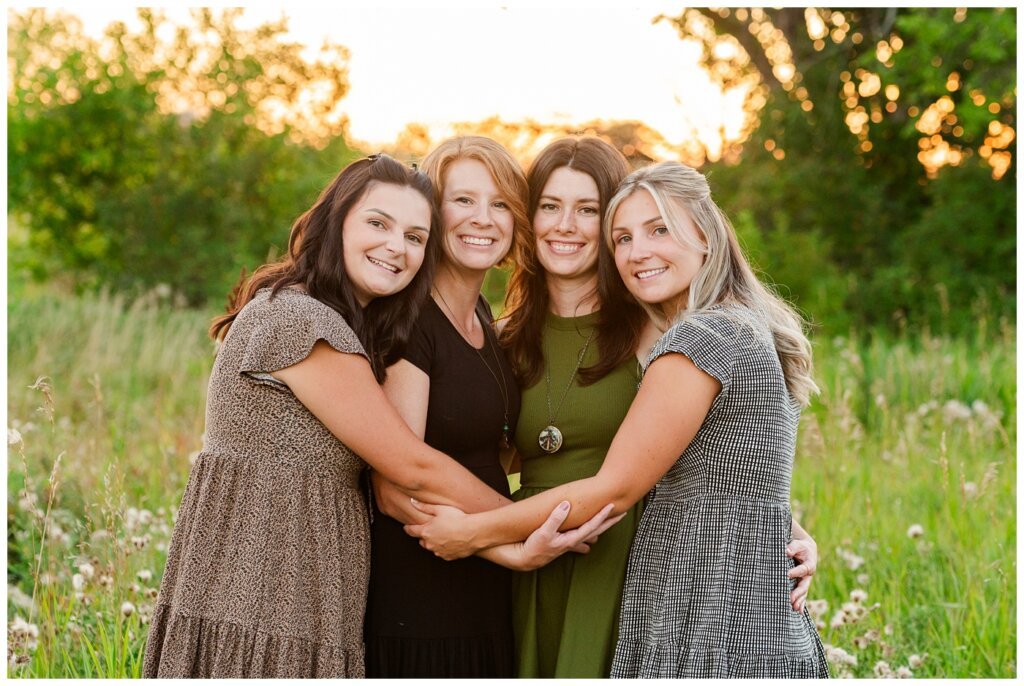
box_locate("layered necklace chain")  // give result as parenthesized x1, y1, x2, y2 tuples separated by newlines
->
(538, 327, 596, 454)
(433, 288, 513, 448)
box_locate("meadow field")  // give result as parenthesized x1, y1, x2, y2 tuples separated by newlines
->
(6, 287, 1016, 678)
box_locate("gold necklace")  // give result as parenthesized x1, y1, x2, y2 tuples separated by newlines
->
(433, 288, 513, 448)
(538, 327, 596, 454)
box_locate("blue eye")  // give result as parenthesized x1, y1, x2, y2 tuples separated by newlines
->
(615, 234, 632, 245)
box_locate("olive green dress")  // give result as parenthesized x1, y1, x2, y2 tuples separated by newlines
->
(512, 310, 643, 678)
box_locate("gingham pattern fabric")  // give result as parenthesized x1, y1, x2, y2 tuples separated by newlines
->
(610, 306, 829, 679)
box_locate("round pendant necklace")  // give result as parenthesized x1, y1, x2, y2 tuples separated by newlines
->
(539, 327, 596, 454)
(434, 289, 513, 448)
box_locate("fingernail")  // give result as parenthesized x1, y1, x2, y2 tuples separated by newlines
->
(410, 497, 419, 505)
(785, 546, 794, 554)
(559, 501, 570, 511)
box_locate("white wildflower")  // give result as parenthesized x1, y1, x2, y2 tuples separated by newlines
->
(121, 601, 136, 617)
(942, 399, 971, 422)
(908, 654, 926, 668)
(7, 585, 35, 612)
(137, 569, 153, 583)
(895, 665, 913, 678)
(8, 615, 40, 650)
(856, 573, 870, 585)
(874, 660, 893, 678)
(849, 588, 868, 604)
(907, 524, 924, 539)
(72, 573, 86, 591)
(78, 561, 95, 579)
(8, 427, 23, 446)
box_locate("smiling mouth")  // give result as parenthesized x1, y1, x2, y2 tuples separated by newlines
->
(367, 256, 401, 274)
(635, 267, 667, 280)
(461, 236, 495, 247)
(548, 241, 584, 254)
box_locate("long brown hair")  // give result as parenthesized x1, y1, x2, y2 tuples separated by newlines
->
(499, 138, 647, 387)
(210, 154, 442, 382)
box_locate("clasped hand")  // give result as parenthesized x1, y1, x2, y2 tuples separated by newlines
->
(404, 499, 623, 568)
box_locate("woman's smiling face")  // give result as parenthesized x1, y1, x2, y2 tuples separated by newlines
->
(342, 182, 432, 306)
(439, 158, 515, 273)
(532, 166, 602, 283)
(610, 188, 706, 319)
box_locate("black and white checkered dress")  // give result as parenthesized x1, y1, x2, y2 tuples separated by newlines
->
(610, 306, 829, 679)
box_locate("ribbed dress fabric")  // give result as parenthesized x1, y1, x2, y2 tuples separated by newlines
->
(512, 310, 644, 677)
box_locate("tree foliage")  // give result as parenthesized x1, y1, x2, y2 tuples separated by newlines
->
(662, 7, 1016, 334)
(8, 9, 359, 304)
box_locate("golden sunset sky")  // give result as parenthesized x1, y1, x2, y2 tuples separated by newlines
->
(48, 2, 750, 157)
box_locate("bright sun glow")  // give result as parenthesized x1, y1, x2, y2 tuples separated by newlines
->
(69, 2, 748, 161)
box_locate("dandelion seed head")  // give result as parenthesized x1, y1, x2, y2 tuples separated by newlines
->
(8, 427, 23, 446)
(896, 665, 913, 678)
(79, 561, 95, 579)
(856, 573, 870, 585)
(849, 588, 868, 603)
(906, 524, 924, 539)
(962, 481, 978, 499)
(72, 573, 86, 591)
(137, 569, 153, 583)
(908, 654, 926, 668)
(121, 601, 136, 617)
(874, 660, 893, 678)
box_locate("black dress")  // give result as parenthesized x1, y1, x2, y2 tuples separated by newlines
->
(364, 297, 520, 678)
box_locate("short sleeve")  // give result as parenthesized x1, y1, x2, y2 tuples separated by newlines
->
(400, 311, 435, 376)
(645, 309, 745, 392)
(232, 290, 367, 385)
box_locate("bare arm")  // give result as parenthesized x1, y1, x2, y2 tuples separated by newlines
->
(273, 341, 507, 512)
(369, 356, 620, 568)
(406, 352, 719, 556)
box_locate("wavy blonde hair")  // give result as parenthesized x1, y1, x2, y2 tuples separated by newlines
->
(420, 136, 529, 267)
(604, 161, 819, 406)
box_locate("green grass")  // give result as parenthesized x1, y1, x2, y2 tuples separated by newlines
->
(6, 288, 1016, 678)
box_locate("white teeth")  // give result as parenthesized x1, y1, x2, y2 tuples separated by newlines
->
(549, 241, 582, 254)
(367, 256, 399, 273)
(461, 236, 494, 246)
(636, 268, 667, 280)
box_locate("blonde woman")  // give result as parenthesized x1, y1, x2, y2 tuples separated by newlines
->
(407, 160, 830, 678)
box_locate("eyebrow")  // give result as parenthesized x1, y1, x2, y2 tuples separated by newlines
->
(612, 215, 664, 232)
(540, 194, 600, 204)
(366, 208, 430, 234)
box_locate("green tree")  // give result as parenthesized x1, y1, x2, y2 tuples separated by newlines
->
(8, 9, 360, 304)
(661, 7, 1016, 334)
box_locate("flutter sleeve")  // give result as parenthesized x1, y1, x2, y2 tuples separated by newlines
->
(644, 309, 744, 396)
(232, 290, 367, 387)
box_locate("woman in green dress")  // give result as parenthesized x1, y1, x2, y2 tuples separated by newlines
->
(498, 138, 656, 676)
